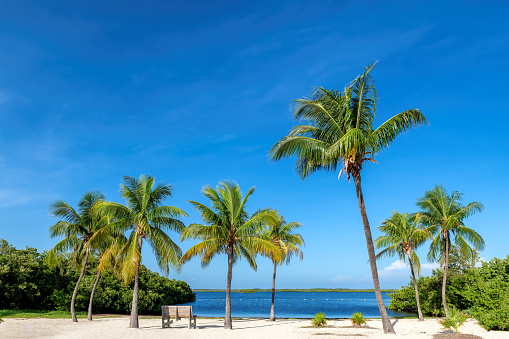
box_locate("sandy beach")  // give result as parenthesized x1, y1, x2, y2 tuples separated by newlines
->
(1, 317, 507, 339)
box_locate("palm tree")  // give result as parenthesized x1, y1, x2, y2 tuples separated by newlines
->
(179, 181, 277, 329)
(46, 191, 107, 322)
(86, 233, 122, 320)
(261, 213, 304, 321)
(86, 255, 103, 321)
(92, 175, 187, 328)
(269, 62, 427, 333)
(375, 211, 430, 321)
(417, 185, 484, 316)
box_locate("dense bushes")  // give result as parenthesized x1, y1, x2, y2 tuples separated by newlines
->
(460, 257, 509, 330)
(0, 240, 195, 314)
(388, 256, 509, 330)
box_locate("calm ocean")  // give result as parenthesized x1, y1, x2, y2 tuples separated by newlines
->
(177, 291, 414, 318)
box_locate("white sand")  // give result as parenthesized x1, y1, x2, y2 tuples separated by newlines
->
(1, 316, 507, 339)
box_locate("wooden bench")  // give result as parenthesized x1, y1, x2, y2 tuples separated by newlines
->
(161, 305, 197, 329)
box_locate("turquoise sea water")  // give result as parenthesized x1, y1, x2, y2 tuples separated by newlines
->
(178, 291, 414, 318)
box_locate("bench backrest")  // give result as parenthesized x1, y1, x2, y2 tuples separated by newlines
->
(162, 305, 193, 318)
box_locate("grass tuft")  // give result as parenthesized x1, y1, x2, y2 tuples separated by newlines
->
(351, 312, 366, 327)
(312, 312, 327, 327)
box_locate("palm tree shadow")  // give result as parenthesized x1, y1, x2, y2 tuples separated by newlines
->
(391, 318, 399, 327)
(230, 319, 302, 329)
(141, 318, 303, 330)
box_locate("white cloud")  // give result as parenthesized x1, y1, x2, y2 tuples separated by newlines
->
(377, 260, 410, 278)
(382, 260, 408, 271)
(332, 275, 352, 282)
(421, 262, 440, 270)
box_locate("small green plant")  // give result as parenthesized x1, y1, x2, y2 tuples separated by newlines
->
(440, 306, 468, 334)
(351, 312, 366, 327)
(312, 312, 327, 327)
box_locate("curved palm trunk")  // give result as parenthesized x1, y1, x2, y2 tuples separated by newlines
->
(353, 173, 395, 334)
(407, 253, 423, 321)
(224, 244, 233, 329)
(270, 262, 277, 321)
(442, 231, 450, 317)
(71, 248, 90, 322)
(87, 269, 101, 321)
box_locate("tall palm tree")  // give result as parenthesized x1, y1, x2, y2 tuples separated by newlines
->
(375, 211, 430, 321)
(417, 185, 484, 316)
(269, 62, 427, 333)
(261, 213, 304, 321)
(46, 191, 107, 322)
(179, 181, 277, 329)
(92, 175, 187, 328)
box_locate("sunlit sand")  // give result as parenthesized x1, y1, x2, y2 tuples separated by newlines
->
(2, 317, 507, 338)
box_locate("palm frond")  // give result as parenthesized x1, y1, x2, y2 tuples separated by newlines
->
(370, 109, 427, 154)
(188, 200, 221, 225)
(237, 243, 257, 270)
(455, 225, 485, 251)
(180, 239, 222, 267)
(427, 231, 444, 262)
(147, 226, 182, 274)
(95, 201, 132, 220)
(49, 200, 80, 223)
(375, 243, 401, 261)
(411, 251, 422, 276)
(45, 236, 79, 268)
(117, 232, 141, 284)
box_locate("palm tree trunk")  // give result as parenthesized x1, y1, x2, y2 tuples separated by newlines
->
(442, 231, 450, 317)
(71, 248, 90, 322)
(87, 268, 101, 321)
(353, 173, 395, 334)
(129, 264, 140, 328)
(130, 238, 142, 328)
(270, 262, 277, 321)
(407, 253, 423, 321)
(224, 244, 233, 329)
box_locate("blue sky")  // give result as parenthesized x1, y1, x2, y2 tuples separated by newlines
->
(1, 0, 508, 289)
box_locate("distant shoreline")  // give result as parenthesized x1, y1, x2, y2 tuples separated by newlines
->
(193, 288, 397, 293)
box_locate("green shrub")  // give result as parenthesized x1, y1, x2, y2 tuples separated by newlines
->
(0, 239, 196, 313)
(387, 269, 465, 317)
(388, 256, 509, 331)
(312, 312, 327, 327)
(351, 312, 366, 327)
(459, 257, 509, 330)
(440, 306, 468, 333)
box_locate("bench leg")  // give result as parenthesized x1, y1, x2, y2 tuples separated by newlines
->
(162, 317, 173, 328)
